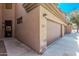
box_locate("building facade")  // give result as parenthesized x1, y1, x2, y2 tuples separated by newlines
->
(0, 3, 71, 53)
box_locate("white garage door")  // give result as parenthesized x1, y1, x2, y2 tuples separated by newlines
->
(47, 20, 61, 45)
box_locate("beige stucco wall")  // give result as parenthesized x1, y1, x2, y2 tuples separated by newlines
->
(66, 25, 72, 33)
(0, 4, 2, 38)
(39, 6, 66, 46)
(15, 4, 67, 53)
(15, 4, 41, 53)
(39, 6, 47, 53)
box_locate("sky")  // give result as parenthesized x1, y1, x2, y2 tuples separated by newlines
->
(57, 3, 79, 14)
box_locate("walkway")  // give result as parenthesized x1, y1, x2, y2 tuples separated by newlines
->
(3, 38, 39, 56)
(1, 32, 79, 56)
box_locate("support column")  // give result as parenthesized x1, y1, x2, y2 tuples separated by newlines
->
(61, 24, 64, 37)
(39, 6, 47, 53)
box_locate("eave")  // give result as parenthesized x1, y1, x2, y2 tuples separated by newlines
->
(23, 3, 68, 25)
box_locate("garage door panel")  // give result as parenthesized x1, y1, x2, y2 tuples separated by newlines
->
(47, 20, 61, 44)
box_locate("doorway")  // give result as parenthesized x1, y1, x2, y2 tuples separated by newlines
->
(4, 20, 12, 37)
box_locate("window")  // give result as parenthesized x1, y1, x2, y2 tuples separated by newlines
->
(5, 3, 12, 9)
(17, 16, 23, 24)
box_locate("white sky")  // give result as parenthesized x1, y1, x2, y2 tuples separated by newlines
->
(0, 0, 79, 3)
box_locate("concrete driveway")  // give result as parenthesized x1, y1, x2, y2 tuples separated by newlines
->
(43, 32, 79, 56)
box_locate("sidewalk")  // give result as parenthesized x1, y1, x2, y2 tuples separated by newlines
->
(4, 38, 39, 56)
(43, 32, 79, 56)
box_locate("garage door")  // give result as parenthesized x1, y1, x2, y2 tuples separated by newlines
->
(47, 20, 61, 45)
